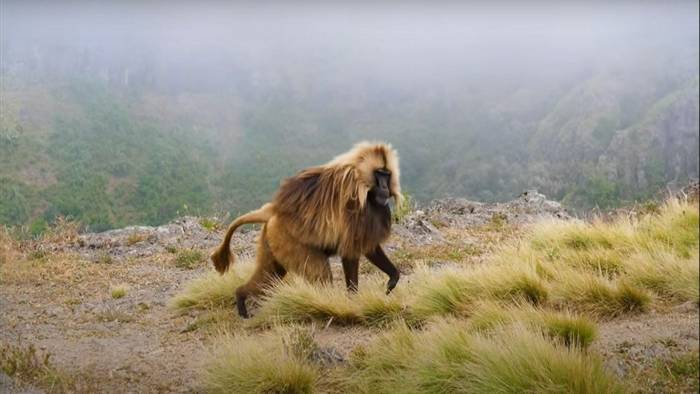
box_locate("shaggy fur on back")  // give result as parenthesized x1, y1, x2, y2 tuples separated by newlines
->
(273, 141, 401, 258)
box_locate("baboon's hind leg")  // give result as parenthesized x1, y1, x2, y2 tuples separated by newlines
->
(266, 217, 332, 285)
(235, 236, 285, 318)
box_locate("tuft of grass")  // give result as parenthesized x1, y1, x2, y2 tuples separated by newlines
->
(170, 267, 249, 310)
(94, 252, 113, 264)
(355, 286, 407, 327)
(660, 351, 700, 392)
(110, 284, 128, 299)
(343, 322, 623, 394)
(486, 212, 509, 230)
(202, 327, 320, 394)
(530, 219, 624, 253)
(126, 232, 148, 246)
(391, 192, 414, 223)
(636, 197, 699, 257)
(550, 269, 651, 318)
(624, 250, 699, 304)
(252, 278, 360, 326)
(501, 197, 697, 311)
(173, 248, 205, 269)
(467, 302, 597, 348)
(411, 264, 547, 321)
(27, 249, 48, 261)
(199, 217, 221, 232)
(181, 309, 241, 333)
(0, 342, 76, 392)
(94, 308, 134, 323)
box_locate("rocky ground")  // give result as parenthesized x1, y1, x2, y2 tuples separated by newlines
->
(1, 190, 697, 393)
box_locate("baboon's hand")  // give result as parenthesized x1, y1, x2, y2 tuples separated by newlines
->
(386, 274, 400, 295)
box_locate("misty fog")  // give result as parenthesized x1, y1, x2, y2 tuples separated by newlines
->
(1, 1, 698, 229)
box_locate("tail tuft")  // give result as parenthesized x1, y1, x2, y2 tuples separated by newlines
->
(211, 246, 233, 274)
(210, 203, 274, 275)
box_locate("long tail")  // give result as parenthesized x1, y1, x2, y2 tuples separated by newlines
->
(210, 203, 275, 274)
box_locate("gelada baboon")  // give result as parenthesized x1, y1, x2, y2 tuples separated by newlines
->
(210, 141, 402, 318)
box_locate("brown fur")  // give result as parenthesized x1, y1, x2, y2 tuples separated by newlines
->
(210, 141, 401, 317)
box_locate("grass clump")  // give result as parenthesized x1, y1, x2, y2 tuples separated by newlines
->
(624, 251, 699, 304)
(411, 264, 547, 321)
(199, 217, 220, 232)
(110, 283, 129, 299)
(468, 302, 597, 348)
(505, 197, 697, 310)
(94, 252, 113, 264)
(550, 270, 651, 318)
(126, 232, 148, 246)
(660, 351, 700, 392)
(252, 278, 360, 326)
(173, 248, 205, 269)
(170, 267, 249, 310)
(0, 342, 75, 392)
(202, 327, 319, 394)
(636, 198, 699, 257)
(391, 192, 414, 223)
(251, 275, 410, 328)
(343, 322, 622, 394)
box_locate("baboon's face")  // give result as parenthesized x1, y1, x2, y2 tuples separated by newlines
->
(370, 168, 392, 207)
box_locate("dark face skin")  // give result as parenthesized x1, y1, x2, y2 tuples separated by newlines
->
(370, 168, 392, 207)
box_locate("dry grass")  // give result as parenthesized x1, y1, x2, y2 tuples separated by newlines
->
(170, 265, 251, 310)
(410, 263, 548, 320)
(549, 269, 651, 318)
(0, 226, 23, 265)
(343, 322, 622, 394)
(202, 326, 320, 394)
(0, 341, 99, 393)
(126, 232, 148, 246)
(623, 250, 699, 304)
(181, 197, 697, 392)
(174, 198, 697, 329)
(467, 302, 597, 348)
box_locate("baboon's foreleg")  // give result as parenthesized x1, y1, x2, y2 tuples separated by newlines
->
(365, 246, 400, 294)
(341, 257, 359, 292)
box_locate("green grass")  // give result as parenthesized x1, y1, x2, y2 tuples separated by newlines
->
(623, 250, 699, 304)
(252, 278, 360, 326)
(110, 284, 128, 299)
(411, 264, 547, 320)
(202, 327, 320, 394)
(252, 276, 408, 327)
(660, 351, 700, 392)
(391, 192, 414, 223)
(550, 269, 651, 318)
(199, 217, 220, 232)
(173, 198, 697, 328)
(343, 322, 622, 394)
(179, 197, 697, 393)
(0, 342, 78, 393)
(467, 302, 597, 348)
(173, 249, 205, 269)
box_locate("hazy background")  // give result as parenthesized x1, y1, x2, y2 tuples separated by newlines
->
(1, 1, 698, 232)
